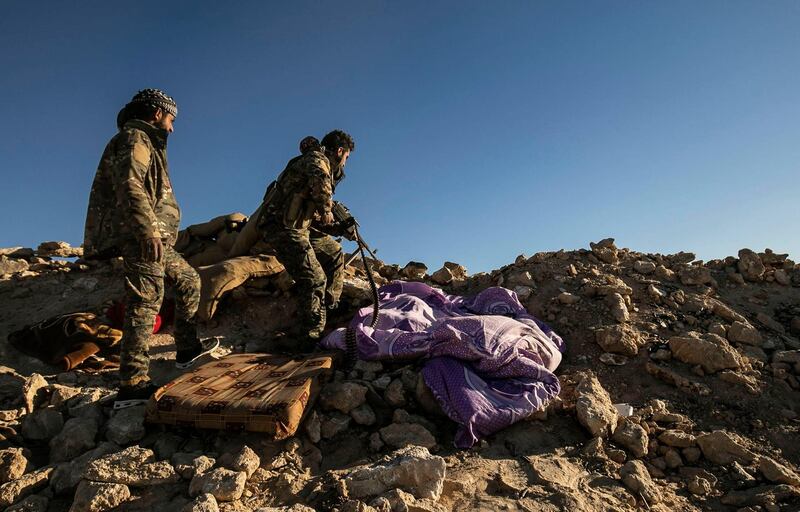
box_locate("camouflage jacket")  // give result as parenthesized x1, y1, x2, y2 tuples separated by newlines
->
(259, 149, 334, 231)
(83, 119, 181, 258)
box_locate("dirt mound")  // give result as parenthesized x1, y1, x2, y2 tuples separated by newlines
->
(0, 239, 799, 511)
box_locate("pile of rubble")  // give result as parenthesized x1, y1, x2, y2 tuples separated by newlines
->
(0, 238, 799, 511)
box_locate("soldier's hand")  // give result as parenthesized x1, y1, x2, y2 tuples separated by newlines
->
(321, 211, 335, 226)
(141, 237, 163, 263)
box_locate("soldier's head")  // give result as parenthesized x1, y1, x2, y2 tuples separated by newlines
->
(117, 89, 178, 133)
(321, 130, 355, 169)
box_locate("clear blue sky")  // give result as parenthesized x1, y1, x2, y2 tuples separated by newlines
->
(1, 1, 798, 273)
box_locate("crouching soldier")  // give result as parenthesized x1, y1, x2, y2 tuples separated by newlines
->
(257, 131, 353, 348)
(84, 89, 218, 408)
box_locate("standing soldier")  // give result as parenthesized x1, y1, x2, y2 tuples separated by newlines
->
(84, 89, 217, 408)
(258, 130, 353, 348)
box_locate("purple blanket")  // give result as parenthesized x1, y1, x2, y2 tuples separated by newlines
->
(321, 281, 565, 447)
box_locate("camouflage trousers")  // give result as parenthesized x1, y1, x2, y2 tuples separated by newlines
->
(120, 243, 201, 386)
(262, 223, 344, 339)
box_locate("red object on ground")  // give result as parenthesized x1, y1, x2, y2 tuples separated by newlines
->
(105, 299, 174, 334)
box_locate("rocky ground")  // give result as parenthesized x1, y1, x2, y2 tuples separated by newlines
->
(1, 239, 799, 511)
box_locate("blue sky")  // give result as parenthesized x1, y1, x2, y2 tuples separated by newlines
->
(1, 1, 798, 273)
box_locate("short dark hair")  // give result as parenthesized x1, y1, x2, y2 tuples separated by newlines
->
(116, 103, 160, 130)
(321, 130, 355, 152)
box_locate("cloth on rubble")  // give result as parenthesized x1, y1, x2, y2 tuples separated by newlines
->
(195, 255, 285, 321)
(320, 281, 565, 448)
(8, 312, 123, 370)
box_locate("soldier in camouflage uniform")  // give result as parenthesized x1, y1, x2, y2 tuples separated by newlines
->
(258, 131, 353, 345)
(84, 89, 217, 408)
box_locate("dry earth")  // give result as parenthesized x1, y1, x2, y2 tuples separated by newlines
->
(0, 238, 799, 511)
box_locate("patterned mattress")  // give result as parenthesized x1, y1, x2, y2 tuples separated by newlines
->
(146, 352, 334, 438)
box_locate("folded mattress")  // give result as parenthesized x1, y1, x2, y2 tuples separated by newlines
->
(147, 352, 334, 438)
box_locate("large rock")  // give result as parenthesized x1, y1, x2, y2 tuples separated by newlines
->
(759, 456, 800, 486)
(620, 460, 661, 504)
(696, 431, 756, 465)
(50, 442, 119, 495)
(727, 321, 763, 346)
(721, 484, 800, 507)
(69, 480, 130, 512)
(575, 372, 618, 438)
(37, 241, 82, 258)
(737, 249, 765, 282)
(0, 256, 29, 275)
(219, 445, 259, 478)
(189, 468, 246, 502)
(0, 467, 52, 508)
(172, 454, 215, 481)
(590, 238, 619, 265)
(401, 262, 428, 281)
(633, 260, 656, 274)
(20, 408, 64, 441)
(105, 405, 146, 445)
(430, 266, 453, 285)
(612, 419, 648, 458)
(605, 293, 629, 323)
(658, 430, 696, 448)
(6, 494, 48, 512)
(21, 374, 48, 413)
(594, 324, 642, 356)
(49, 417, 97, 463)
(84, 446, 179, 486)
(379, 423, 436, 449)
(0, 448, 29, 484)
(182, 493, 219, 512)
(339, 446, 446, 500)
(668, 334, 743, 373)
(319, 382, 368, 414)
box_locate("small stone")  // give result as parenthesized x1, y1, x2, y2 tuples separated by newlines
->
(220, 446, 260, 478)
(620, 460, 661, 504)
(105, 405, 146, 445)
(351, 404, 377, 426)
(369, 432, 384, 452)
(682, 447, 702, 463)
(401, 262, 428, 281)
(658, 430, 696, 448)
(70, 481, 130, 512)
(20, 408, 64, 441)
(557, 292, 580, 305)
(583, 437, 606, 459)
(49, 417, 97, 462)
(737, 249, 765, 282)
(759, 456, 800, 486)
(319, 382, 368, 414)
(728, 322, 763, 346)
(430, 266, 453, 285)
(304, 411, 321, 443)
(21, 374, 47, 414)
(6, 494, 48, 512)
(612, 419, 648, 458)
(634, 261, 656, 274)
(172, 454, 215, 481)
(321, 412, 351, 439)
(379, 423, 436, 449)
(606, 293, 630, 323)
(590, 239, 619, 265)
(182, 493, 219, 512)
(606, 448, 627, 464)
(0, 448, 28, 484)
(664, 448, 683, 469)
(696, 430, 756, 466)
(774, 269, 791, 286)
(687, 475, 712, 495)
(189, 468, 247, 502)
(594, 324, 643, 356)
(384, 379, 406, 407)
